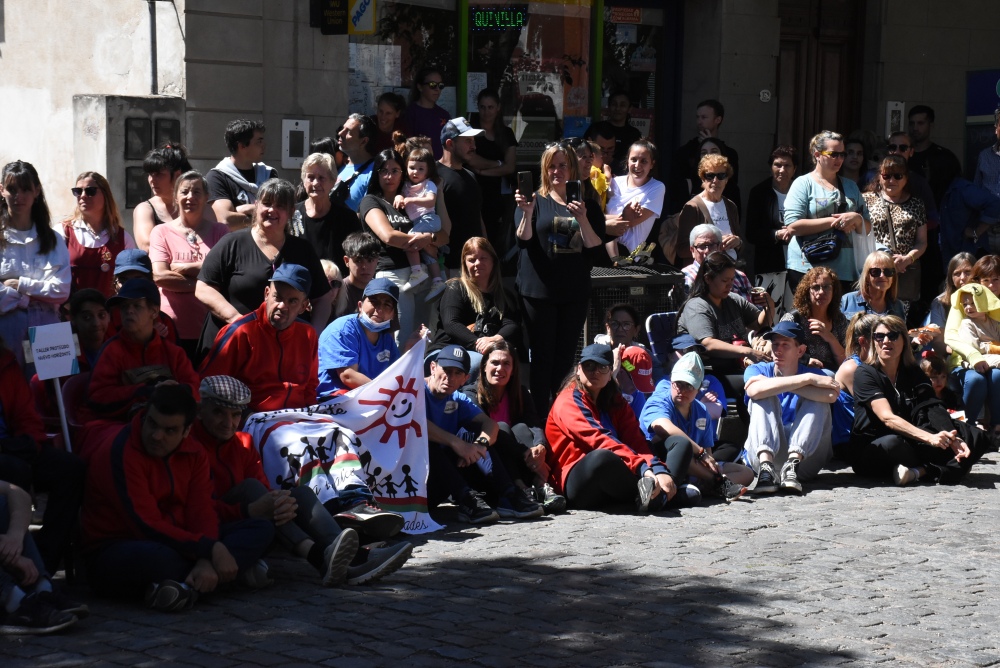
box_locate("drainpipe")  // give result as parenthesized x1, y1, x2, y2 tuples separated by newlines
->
(147, 0, 160, 94)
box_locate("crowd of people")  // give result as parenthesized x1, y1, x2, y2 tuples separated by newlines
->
(2, 78, 1000, 634)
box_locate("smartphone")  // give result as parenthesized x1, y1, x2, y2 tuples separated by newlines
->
(517, 171, 533, 196)
(565, 179, 582, 203)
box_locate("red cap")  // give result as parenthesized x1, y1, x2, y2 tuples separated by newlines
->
(621, 346, 655, 393)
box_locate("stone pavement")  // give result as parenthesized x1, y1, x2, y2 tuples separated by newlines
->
(7, 455, 1000, 668)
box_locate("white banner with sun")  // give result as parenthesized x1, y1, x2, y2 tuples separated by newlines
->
(244, 338, 443, 534)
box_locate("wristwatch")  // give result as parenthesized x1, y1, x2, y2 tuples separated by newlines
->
(474, 436, 490, 447)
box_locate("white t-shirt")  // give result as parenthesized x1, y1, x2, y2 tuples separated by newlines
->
(704, 199, 736, 259)
(606, 175, 666, 252)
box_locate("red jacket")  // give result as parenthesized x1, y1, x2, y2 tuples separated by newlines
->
(85, 330, 200, 422)
(544, 383, 666, 494)
(200, 302, 318, 412)
(81, 413, 219, 559)
(108, 309, 180, 344)
(0, 350, 47, 447)
(191, 421, 270, 523)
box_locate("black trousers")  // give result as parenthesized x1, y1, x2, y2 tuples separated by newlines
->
(521, 295, 590, 416)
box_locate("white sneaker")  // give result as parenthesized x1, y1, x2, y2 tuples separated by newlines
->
(424, 279, 447, 302)
(401, 267, 428, 292)
(893, 464, 917, 486)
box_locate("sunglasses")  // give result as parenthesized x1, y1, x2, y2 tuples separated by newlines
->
(873, 331, 901, 342)
(72, 186, 99, 197)
(422, 81, 446, 90)
(581, 361, 611, 374)
(868, 267, 896, 278)
(820, 151, 847, 159)
(887, 143, 911, 152)
(881, 172, 906, 181)
(704, 172, 728, 181)
(694, 242, 721, 252)
(329, 279, 343, 289)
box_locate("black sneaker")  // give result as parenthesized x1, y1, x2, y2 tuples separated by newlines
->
(144, 579, 198, 612)
(665, 483, 703, 508)
(0, 593, 77, 635)
(754, 461, 778, 494)
(335, 500, 405, 540)
(636, 476, 664, 515)
(345, 542, 413, 585)
(321, 528, 359, 587)
(37, 588, 89, 619)
(534, 483, 567, 515)
(496, 487, 543, 520)
(779, 458, 803, 494)
(456, 490, 499, 524)
(712, 475, 748, 502)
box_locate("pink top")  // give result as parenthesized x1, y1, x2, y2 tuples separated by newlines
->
(489, 391, 511, 425)
(148, 222, 229, 340)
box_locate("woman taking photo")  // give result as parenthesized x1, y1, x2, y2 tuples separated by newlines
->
(515, 142, 606, 414)
(148, 171, 229, 355)
(403, 67, 451, 159)
(60, 171, 135, 296)
(0, 161, 70, 370)
(841, 251, 906, 319)
(849, 315, 982, 486)
(289, 152, 360, 276)
(862, 155, 927, 303)
(196, 178, 332, 356)
(605, 140, 665, 257)
(430, 237, 519, 378)
(784, 130, 869, 293)
(466, 89, 518, 258)
(545, 344, 698, 512)
(676, 153, 743, 266)
(745, 146, 797, 274)
(780, 266, 847, 371)
(133, 144, 194, 251)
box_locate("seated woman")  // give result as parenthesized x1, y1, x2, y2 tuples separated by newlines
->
(780, 266, 847, 372)
(544, 343, 700, 513)
(848, 315, 987, 486)
(922, 252, 974, 357)
(462, 340, 566, 514)
(835, 312, 880, 396)
(841, 251, 906, 319)
(429, 237, 519, 379)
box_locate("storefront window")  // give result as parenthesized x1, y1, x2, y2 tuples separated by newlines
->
(600, 5, 663, 140)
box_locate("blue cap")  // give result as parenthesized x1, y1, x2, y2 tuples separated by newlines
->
(763, 321, 806, 344)
(580, 343, 613, 367)
(114, 249, 152, 276)
(107, 277, 160, 308)
(271, 263, 312, 294)
(363, 277, 399, 303)
(435, 345, 470, 373)
(671, 333, 706, 353)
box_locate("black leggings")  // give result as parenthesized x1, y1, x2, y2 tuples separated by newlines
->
(849, 434, 974, 484)
(493, 423, 541, 486)
(521, 295, 590, 416)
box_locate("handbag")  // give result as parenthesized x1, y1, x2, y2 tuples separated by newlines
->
(882, 196, 922, 301)
(801, 178, 851, 264)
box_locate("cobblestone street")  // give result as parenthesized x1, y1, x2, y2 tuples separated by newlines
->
(7, 456, 1000, 668)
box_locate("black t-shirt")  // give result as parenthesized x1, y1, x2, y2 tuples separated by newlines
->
(474, 128, 518, 210)
(852, 363, 931, 439)
(359, 194, 412, 272)
(205, 166, 278, 207)
(437, 162, 483, 269)
(289, 200, 361, 275)
(909, 143, 962, 207)
(429, 281, 520, 353)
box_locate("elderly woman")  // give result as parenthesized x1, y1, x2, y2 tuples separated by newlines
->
(841, 251, 906, 320)
(849, 315, 985, 485)
(676, 153, 743, 266)
(289, 152, 360, 275)
(746, 146, 797, 274)
(780, 267, 847, 371)
(0, 161, 70, 370)
(60, 171, 136, 296)
(195, 178, 332, 356)
(133, 144, 194, 251)
(605, 140, 666, 256)
(429, 237, 519, 378)
(862, 155, 927, 302)
(515, 143, 607, 414)
(545, 344, 698, 513)
(784, 130, 869, 293)
(148, 171, 229, 353)
(373, 92, 406, 153)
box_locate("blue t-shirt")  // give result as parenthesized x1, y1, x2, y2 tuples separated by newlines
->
(621, 388, 646, 421)
(639, 380, 715, 451)
(425, 384, 482, 434)
(317, 314, 399, 397)
(743, 361, 825, 427)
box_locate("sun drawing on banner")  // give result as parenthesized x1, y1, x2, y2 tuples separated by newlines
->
(356, 375, 423, 447)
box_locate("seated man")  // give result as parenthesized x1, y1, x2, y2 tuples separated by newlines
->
(85, 278, 199, 425)
(640, 351, 753, 501)
(681, 224, 753, 300)
(742, 321, 840, 495)
(81, 385, 274, 611)
(110, 249, 178, 342)
(0, 481, 85, 634)
(425, 346, 542, 523)
(193, 375, 412, 585)
(200, 263, 318, 412)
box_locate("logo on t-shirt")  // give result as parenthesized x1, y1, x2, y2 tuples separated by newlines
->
(443, 401, 458, 414)
(696, 418, 707, 431)
(377, 350, 392, 362)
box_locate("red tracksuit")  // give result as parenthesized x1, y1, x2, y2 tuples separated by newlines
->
(199, 302, 318, 412)
(191, 421, 270, 523)
(0, 350, 47, 446)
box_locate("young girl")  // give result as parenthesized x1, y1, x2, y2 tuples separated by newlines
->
(395, 148, 445, 295)
(919, 354, 964, 412)
(953, 282, 1000, 433)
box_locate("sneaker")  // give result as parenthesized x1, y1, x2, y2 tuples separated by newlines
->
(456, 490, 499, 524)
(894, 464, 918, 487)
(0, 593, 77, 635)
(239, 559, 273, 590)
(424, 279, 447, 302)
(36, 588, 89, 619)
(345, 542, 413, 585)
(665, 483, 703, 508)
(321, 528, 359, 587)
(635, 476, 663, 515)
(496, 487, 543, 519)
(144, 579, 198, 612)
(779, 458, 803, 494)
(534, 483, 567, 515)
(754, 461, 778, 494)
(712, 475, 748, 502)
(401, 266, 428, 292)
(335, 500, 405, 540)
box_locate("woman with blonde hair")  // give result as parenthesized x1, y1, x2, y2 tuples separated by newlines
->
(780, 266, 847, 371)
(841, 250, 905, 319)
(289, 152, 360, 275)
(676, 152, 742, 265)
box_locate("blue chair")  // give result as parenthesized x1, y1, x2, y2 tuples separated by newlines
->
(645, 312, 678, 382)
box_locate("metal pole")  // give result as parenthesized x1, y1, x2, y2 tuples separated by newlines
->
(148, 0, 158, 95)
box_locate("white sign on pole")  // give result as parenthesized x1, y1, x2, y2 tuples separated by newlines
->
(29, 322, 79, 381)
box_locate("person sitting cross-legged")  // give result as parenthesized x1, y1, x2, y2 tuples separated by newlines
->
(194, 376, 412, 586)
(742, 321, 840, 495)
